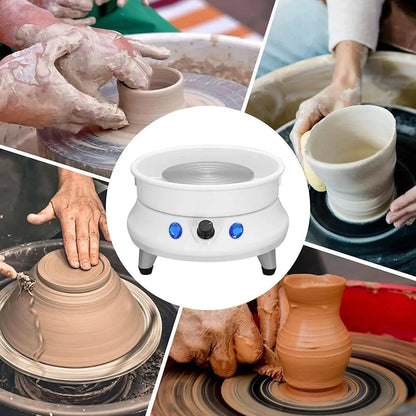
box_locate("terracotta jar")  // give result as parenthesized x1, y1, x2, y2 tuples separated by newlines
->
(117, 66, 185, 134)
(276, 274, 352, 400)
(0, 249, 144, 368)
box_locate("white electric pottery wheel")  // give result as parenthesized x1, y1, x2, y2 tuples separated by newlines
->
(128, 146, 288, 275)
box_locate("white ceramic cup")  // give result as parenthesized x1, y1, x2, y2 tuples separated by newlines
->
(305, 105, 397, 223)
(117, 66, 185, 133)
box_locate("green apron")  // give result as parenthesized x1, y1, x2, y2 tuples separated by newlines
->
(91, 0, 178, 34)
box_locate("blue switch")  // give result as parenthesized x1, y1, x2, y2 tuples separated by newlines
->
(169, 222, 182, 239)
(229, 223, 244, 239)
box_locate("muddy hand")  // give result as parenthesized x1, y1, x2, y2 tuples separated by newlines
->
(290, 41, 367, 160)
(27, 170, 111, 271)
(255, 283, 285, 379)
(16, 23, 170, 101)
(28, 0, 94, 18)
(386, 186, 416, 227)
(95, 0, 150, 7)
(0, 255, 17, 279)
(170, 306, 263, 378)
(0, 34, 127, 132)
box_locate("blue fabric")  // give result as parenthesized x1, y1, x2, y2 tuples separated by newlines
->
(257, 0, 329, 78)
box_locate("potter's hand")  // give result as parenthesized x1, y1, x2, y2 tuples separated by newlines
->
(95, 0, 150, 7)
(170, 306, 263, 378)
(16, 23, 170, 101)
(290, 83, 361, 158)
(0, 256, 17, 279)
(255, 284, 284, 380)
(290, 41, 368, 158)
(28, 0, 94, 18)
(0, 34, 127, 132)
(27, 170, 111, 271)
(386, 186, 416, 227)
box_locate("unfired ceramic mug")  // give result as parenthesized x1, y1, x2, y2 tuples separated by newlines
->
(117, 66, 185, 134)
(305, 105, 397, 223)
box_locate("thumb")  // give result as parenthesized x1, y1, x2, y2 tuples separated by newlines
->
(128, 39, 170, 60)
(43, 31, 83, 64)
(27, 202, 56, 225)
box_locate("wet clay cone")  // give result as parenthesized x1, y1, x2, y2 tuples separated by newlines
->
(276, 274, 352, 401)
(0, 249, 144, 368)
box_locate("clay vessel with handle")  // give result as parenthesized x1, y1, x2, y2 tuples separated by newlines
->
(276, 274, 352, 401)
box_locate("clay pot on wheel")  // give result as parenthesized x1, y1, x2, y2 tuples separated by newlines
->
(276, 274, 352, 401)
(305, 105, 397, 223)
(0, 249, 144, 368)
(118, 66, 185, 134)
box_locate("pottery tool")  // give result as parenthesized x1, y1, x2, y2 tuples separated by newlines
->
(153, 333, 416, 416)
(0, 240, 177, 415)
(128, 146, 288, 275)
(38, 73, 247, 178)
(15, 272, 35, 296)
(278, 105, 416, 274)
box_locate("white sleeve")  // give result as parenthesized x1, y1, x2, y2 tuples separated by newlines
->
(327, 0, 385, 52)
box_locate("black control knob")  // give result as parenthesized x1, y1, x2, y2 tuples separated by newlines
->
(197, 220, 215, 239)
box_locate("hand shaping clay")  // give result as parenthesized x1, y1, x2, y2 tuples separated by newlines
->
(0, 249, 144, 368)
(117, 66, 185, 134)
(276, 274, 352, 401)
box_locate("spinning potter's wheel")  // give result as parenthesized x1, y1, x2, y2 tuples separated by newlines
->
(153, 333, 416, 416)
(0, 240, 177, 416)
(277, 106, 416, 274)
(38, 73, 247, 178)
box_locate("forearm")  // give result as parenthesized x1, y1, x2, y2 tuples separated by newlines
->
(327, 0, 385, 52)
(58, 168, 95, 190)
(0, 0, 57, 49)
(332, 41, 368, 89)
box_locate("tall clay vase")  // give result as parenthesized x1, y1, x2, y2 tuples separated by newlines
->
(305, 105, 396, 223)
(117, 66, 185, 134)
(276, 274, 352, 401)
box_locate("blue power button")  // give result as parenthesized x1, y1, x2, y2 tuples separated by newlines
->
(229, 223, 244, 239)
(169, 222, 182, 239)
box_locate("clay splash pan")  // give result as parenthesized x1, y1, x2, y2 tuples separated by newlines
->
(0, 249, 162, 384)
(131, 145, 284, 219)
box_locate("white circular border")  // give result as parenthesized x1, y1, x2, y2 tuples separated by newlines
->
(107, 107, 309, 310)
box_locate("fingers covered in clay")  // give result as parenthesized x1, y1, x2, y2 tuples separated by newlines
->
(16, 23, 168, 107)
(128, 39, 171, 60)
(28, 0, 94, 18)
(170, 306, 263, 378)
(61, 16, 96, 26)
(386, 186, 416, 227)
(0, 33, 128, 131)
(257, 284, 281, 352)
(290, 83, 361, 160)
(0, 256, 17, 279)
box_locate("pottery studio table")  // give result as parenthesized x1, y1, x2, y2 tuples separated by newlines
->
(0, 240, 177, 416)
